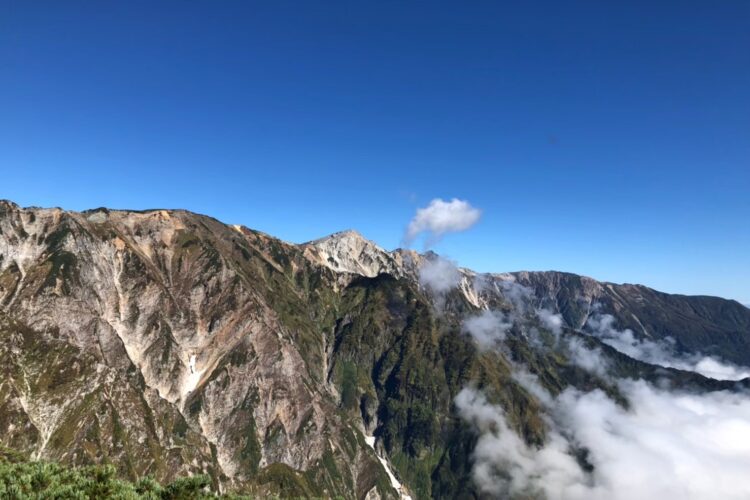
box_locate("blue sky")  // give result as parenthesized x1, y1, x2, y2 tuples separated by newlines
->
(1, 1, 748, 302)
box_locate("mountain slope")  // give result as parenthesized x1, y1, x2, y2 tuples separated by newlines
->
(1, 200, 748, 499)
(0, 201, 396, 498)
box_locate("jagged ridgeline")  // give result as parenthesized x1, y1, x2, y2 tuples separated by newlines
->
(1, 200, 749, 499)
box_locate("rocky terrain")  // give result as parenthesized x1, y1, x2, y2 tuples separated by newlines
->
(1, 200, 748, 499)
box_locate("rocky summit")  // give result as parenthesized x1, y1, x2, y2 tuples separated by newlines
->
(1, 200, 749, 499)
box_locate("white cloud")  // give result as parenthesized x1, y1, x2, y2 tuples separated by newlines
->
(460, 278, 569, 350)
(463, 310, 513, 350)
(456, 307, 750, 499)
(690, 357, 750, 381)
(457, 377, 750, 500)
(558, 381, 750, 500)
(585, 313, 750, 381)
(404, 198, 481, 246)
(455, 387, 585, 498)
(498, 279, 534, 314)
(565, 336, 609, 377)
(537, 308, 563, 337)
(418, 257, 461, 294)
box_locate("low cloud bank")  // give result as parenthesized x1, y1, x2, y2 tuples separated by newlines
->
(404, 198, 481, 247)
(457, 299, 750, 499)
(455, 387, 585, 498)
(457, 377, 750, 500)
(586, 313, 750, 381)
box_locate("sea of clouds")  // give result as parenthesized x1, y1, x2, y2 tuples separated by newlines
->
(457, 292, 750, 499)
(456, 377, 750, 500)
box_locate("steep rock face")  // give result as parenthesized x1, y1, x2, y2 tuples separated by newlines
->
(0, 201, 396, 498)
(1, 200, 749, 499)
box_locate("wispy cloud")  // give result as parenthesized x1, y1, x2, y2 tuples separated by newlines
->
(585, 313, 750, 381)
(463, 310, 513, 350)
(418, 256, 462, 312)
(418, 256, 461, 294)
(461, 278, 565, 350)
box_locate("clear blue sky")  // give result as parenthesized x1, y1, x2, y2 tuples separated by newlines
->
(1, 1, 748, 303)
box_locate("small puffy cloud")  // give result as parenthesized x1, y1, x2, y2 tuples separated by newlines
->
(405, 198, 481, 247)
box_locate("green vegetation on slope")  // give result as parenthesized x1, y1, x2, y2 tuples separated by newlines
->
(0, 447, 233, 499)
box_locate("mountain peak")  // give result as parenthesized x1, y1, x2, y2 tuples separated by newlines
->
(303, 229, 400, 278)
(0, 199, 20, 210)
(307, 229, 369, 245)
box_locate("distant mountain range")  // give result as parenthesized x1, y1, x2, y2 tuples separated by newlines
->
(1, 200, 748, 499)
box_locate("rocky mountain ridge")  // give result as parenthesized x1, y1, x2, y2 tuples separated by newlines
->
(1, 200, 749, 499)
(305, 227, 750, 366)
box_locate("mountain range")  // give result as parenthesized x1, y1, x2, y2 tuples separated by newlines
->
(1, 200, 749, 499)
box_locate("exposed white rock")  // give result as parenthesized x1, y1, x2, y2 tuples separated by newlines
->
(86, 211, 108, 224)
(364, 435, 413, 500)
(0, 203, 354, 490)
(0, 208, 61, 307)
(305, 231, 488, 310)
(183, 353, 204, 397)
(303, 230, 401, 278)
(459, 274, 485, 309)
